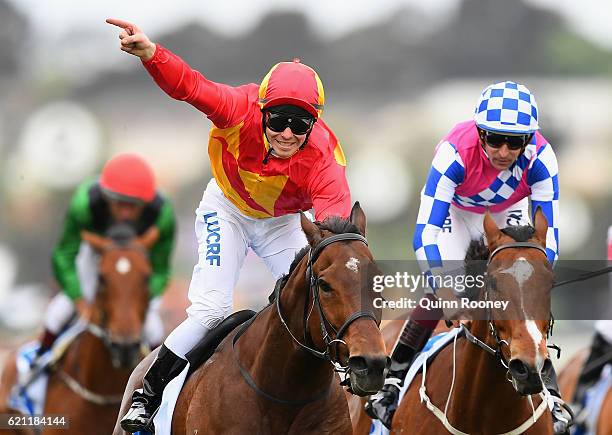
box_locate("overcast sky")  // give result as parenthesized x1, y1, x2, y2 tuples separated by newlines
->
(7, 0, 612, 49)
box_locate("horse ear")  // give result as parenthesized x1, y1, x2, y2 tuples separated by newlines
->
(349, 201, 366, 236)
(137, 226, 160, 250)
(533, 207, 549, 246)
(81, 231, 111, 252)
(483, 211, 502, 249)
(300, 212, 322, 246)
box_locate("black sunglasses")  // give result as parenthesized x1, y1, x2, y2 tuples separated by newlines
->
(480, 130, 533, 151)
(265, 112, 315, 135)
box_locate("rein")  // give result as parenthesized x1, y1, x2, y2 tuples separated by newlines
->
(552, 265, 612, 288)
(419, 326, 550, 435)
(232, 232, 378, 405)
(420, 241, 553, 432)
(484, 241, 550, 368)
(55, 319, 141, 406)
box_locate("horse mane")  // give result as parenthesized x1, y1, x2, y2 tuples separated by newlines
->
(463, 224, 536, 299)
(500, 225, 536, 242)
(270, 216, 361, 302)
(106, 222, 137, 246)
(317, 216, 361, 236)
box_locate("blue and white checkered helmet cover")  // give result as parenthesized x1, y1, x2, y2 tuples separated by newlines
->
(474, 81, 539, 134)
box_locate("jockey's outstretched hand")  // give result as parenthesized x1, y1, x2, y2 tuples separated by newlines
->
(106, 18, 156, 62)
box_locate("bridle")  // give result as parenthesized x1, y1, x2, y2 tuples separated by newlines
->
(91, 242, 150, 359)
(278, 233, 377, 365)
(233, 232, 379, 405)
(420, 241, 555, 434)
(55, 241, 150, 405)
(464, 241, 554, 369)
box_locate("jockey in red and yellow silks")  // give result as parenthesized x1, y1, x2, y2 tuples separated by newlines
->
(143, 46, 350, 221)
(106, 18, 352, 433)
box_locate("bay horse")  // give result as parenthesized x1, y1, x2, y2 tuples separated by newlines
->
(113, 203, 389, 434)
(351, 209, 556, 434)
(558, 350, 612, 434)
(0, 224, 157, 435)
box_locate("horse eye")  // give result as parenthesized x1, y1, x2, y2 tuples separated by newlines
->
(318, 279, 333, 293)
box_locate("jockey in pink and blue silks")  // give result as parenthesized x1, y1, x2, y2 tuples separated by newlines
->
(367, 81, 573, 435)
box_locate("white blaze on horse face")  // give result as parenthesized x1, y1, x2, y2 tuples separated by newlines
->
(346, 257, 360, 273)
(500, 257, 534, 314)
(500, 257, 533, 288)
(116, 257, 131, 274)
(525, 320, 545, 371)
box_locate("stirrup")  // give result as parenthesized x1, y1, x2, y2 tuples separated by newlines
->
(120, 403, 157, 434)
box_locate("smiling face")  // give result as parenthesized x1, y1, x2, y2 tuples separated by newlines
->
(265, 126, 308, 158)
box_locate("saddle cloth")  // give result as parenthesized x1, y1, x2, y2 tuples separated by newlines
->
(369, 326, 463, 435)
(144, 310, 256, 435)
(8, 321, 85, 416)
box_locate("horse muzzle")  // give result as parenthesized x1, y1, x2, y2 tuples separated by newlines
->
(507, 358, 544, 395)
(108, 337, 143, 369)
(347, 354, 390, 396)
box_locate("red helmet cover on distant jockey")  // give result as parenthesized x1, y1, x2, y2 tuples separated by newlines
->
(258, 59, 325, 118)
(99, 153, 156, 203)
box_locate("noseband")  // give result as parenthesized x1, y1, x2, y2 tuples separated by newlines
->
(232, 232, 379, 406)
(467, 241, 554, 369)
(275, 233, 377, 366)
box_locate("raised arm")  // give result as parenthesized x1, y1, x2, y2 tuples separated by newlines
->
(106, 18, 156, 61)
(106, 18, 249, 127)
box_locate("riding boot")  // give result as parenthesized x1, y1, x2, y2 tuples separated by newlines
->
(573, 332, 612, 407)
(542, 362, 574, 435)
(365, 319, 433, 428)
(120, 345, 188, 433)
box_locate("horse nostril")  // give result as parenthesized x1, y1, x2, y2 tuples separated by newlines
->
(348, 355, 388, 376)
(348, 356, 368, 375)
(508, 359, 530, 381)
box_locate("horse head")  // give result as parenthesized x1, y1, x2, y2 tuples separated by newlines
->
(81, 223, 158, 369)
(481, 207, 553, 395)
(297, 202, 389, 396)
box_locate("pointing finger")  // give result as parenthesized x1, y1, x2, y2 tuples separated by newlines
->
(106, 18, 133, 29)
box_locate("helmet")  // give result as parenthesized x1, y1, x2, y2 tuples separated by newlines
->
(474, 81, 539, 134)
(99, 153, 156, 203)
(258, 59, 324, 118)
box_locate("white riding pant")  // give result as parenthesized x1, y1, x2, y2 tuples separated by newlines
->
(43, 242, 165, 346)
(164, 179, 309, 359)
(437, 197, 530, 261)
(421, 198, 530, 294)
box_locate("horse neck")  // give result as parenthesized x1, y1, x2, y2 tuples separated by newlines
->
(448, 320, 542, 426)
(238, 259, 334, 402)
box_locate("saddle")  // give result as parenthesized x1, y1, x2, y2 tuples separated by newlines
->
(185, 310, 256, 378)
